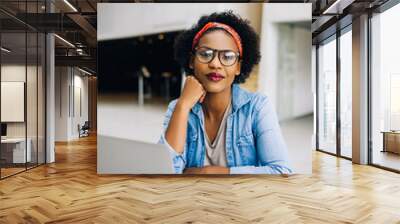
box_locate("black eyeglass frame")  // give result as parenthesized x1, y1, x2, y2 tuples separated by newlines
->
(192, 46, 241, 67)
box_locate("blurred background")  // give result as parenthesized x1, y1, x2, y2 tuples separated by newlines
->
(97, 3, 312, 174)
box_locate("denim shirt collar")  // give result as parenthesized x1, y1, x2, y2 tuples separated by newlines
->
(190, 84, 252, 117)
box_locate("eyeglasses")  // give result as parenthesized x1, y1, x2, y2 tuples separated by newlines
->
(193, 47, 240, 67)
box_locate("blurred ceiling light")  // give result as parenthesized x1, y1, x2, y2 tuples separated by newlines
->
(63, 0, 78, 12)
(76, 48, 84, 55)
(1, 47, 11, 53)
(75, 42, 85, 48)
(78, 67, 92, 76)
(54, 34, 75, 48)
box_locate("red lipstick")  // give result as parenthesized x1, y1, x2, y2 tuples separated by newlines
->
(206, 72, 224, 82)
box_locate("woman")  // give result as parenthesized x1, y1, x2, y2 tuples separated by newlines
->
(159, 11, 292, 174)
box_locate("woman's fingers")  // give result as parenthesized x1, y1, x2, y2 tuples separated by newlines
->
(179, 75, 207, 108)
(187, 75, 205, 99)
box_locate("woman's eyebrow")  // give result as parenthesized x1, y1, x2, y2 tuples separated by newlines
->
(197, 45, 237, 52)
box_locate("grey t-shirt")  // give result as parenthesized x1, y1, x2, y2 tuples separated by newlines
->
(203, 102, 231, 167)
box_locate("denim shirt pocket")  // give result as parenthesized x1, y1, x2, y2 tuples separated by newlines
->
(236, 133, 256, 165)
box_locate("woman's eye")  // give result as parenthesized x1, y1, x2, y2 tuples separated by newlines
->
(222, 52, 236, 60)
(199, 50, 213, 58)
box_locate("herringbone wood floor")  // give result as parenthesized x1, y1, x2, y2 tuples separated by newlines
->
(1, 134, 400, 224)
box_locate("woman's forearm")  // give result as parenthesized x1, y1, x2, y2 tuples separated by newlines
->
(165, 101, 191, 154)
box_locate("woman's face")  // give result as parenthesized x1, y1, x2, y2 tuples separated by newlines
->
(190, 30, 241, 93)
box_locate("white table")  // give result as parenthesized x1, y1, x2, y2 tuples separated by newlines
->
(1, 138, 32, 163)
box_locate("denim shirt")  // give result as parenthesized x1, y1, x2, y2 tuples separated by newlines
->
(158, 84, 292, 174)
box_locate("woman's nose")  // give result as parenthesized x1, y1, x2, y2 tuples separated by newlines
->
(208, 54, 223, 69)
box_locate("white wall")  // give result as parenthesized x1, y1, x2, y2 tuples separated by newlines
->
(1, 65, 26, 127)
(55, 67, 89, 141)
(1, 65, 27, 142)
(98, 3, 262, 41)
(259, 3, 312, 121)
(1, 82, 24, 122)
(276, 25, 313, 120)
(72, 73, 89, 138)
(55, 67, 69, 141)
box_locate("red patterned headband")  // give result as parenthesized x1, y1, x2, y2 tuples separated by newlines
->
(192, 22, 242, 56)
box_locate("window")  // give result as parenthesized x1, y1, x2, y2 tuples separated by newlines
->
(317, 36, 337, 154)
(370, 2, 400, 171)
(339, 28, 352, 158)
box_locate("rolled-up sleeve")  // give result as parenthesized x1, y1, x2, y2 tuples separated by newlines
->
(230, 96, 292, 175)
(157, 100, 186, 174)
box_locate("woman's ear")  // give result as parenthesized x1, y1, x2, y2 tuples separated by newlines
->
(235, 61, 241, 76)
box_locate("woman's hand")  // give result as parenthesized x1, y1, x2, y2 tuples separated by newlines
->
(183, 166, 230, 174)
(164, 75, 205, 154)
(176, 76, 206, 111)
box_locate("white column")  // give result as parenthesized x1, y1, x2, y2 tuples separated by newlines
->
(138, 74, 144, 106)
(46, 32, 55, 163)
(45, 0, 56, 163)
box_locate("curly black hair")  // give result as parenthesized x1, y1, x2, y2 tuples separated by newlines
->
(174, 10, 261, 84)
